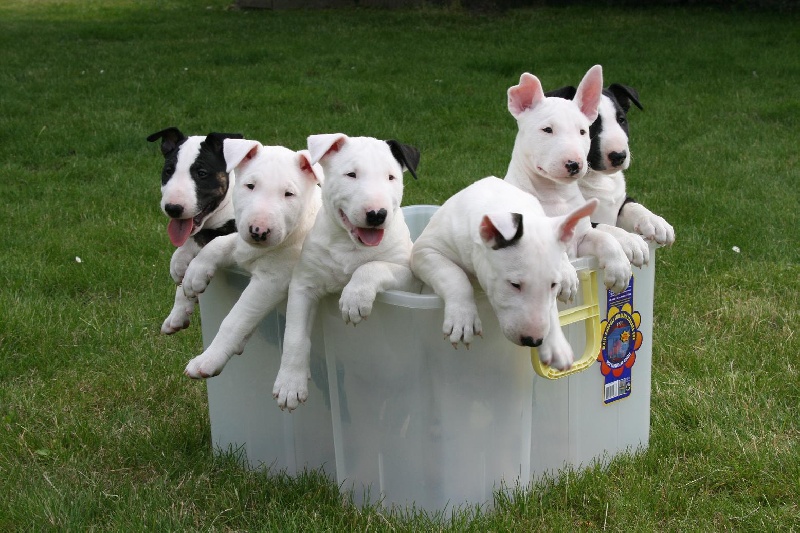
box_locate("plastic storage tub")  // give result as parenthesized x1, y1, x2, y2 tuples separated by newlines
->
(322, 205, 657, 512)
(199, 268, 335, 476)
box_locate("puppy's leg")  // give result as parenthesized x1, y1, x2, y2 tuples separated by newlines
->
(618, 202, 675, 246)
(161, 239, 205, 334)
(161, 289, 197, 334)
(537, 303, 574, 370)
(170, 239, 201, 283)
(557, 252, 579, 303)
(577, 229, 632, 293)
(594, 223, 650, 268)
(182, 234, 238, 299)
(412, 248, 482, 347)
(184, 277, 286, 379)
(339, 262, 422, 325)
(273, 276, 323, 411)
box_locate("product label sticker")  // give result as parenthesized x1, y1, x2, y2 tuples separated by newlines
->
(598, 275, 643, 404)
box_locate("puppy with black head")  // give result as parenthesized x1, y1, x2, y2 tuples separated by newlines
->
(545, 84, 675, 246)
(147, 127, 243, 334)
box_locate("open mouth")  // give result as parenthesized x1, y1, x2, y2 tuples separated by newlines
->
(167, 203, 213, 247)
(339, 209, 384, 247)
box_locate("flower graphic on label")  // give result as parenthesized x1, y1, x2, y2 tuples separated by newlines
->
(598, 302, 642, 378)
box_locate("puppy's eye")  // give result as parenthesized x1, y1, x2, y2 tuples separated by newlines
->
(388, 175, 396, 181)
(196, 168, 208, 178)
(551, 282, 558, 289)
(510, 282, 521, 291)
(163, 163, 175, 175)
(580, 129, 587, 136)
(542, 127, 553, 134)
(245, 183, 255, 190)
(285, 191, 295, 197)
(346, 172, 356, 178)
(617, 116, 627, 125)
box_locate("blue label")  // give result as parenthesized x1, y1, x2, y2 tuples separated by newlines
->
(598, 276, 643, 404)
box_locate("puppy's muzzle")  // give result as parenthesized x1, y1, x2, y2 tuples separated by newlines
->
(520, 336, 543, 348)
(366, 208, 387, 227)
(249, 225, 270, 242)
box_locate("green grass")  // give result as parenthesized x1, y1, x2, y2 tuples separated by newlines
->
(1, 0, 798, 529)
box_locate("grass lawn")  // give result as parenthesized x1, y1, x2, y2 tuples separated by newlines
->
(1, 0, 798, 529)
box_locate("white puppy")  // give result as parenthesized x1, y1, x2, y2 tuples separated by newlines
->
(272, 134, 421, 411)
(411, 177, 597, 370)
(547, 83, 675, 246)
(181, 140, 323, 379)
(504, 65, 635, 293)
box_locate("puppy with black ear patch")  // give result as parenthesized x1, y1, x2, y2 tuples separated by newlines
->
(147, 127, 243, 334)
(545, 84, 675, 246)
(272, 134, 422, 411)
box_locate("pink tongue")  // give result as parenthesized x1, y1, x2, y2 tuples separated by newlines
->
(356, 228, 384, 247)
(168, 218, 194, 247)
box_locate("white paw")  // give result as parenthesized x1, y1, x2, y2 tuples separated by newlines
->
(182, 260, 215, 298)
(184, 349, 229, 379)
(537, 333, 574, 371)
(339, 282, 377, 325)
(170, 248, 196, 283)
(160, 300, 194, 334)
(442, 303, 482, 347)
(273, 368, 309, 411)
(600, 258, 632, 294)
(558, 260, 579, 303)
(636, 215, 675, 246)
(616, 232, 650, 268)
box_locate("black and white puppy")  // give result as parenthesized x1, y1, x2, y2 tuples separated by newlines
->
(147, 127, 242, 334)
(545, 84, 675, 246)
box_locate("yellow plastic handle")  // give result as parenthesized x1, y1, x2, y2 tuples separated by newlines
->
(531, 269, 602, 379)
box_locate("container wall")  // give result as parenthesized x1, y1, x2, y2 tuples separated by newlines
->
(200, 269, 335, 476)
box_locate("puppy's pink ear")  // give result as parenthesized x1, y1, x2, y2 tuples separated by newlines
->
(574, 65, 603, 123)
(307, 133, 348, 166)
(223, 139, 261, 173)
(508, 73, 545, 119)
(480, 213, 524, 250)
(556, 198, 598, 244)
(297, 150, 324, 185)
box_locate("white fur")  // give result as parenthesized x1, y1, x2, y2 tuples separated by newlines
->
(159, 136, 237, 334)
(504, 65, 633, 293)
(579, 95, 675, 246)
(272, 134, 421, 411)
(411, 177, 597, 370)
(182, 140, 322, 379)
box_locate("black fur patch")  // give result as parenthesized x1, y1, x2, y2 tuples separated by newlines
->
(193, 218, 236, 247)
(492, 213, 524, 250)
(386, 140, 420, 180)
(147, 127, 189, 185)
(187, 132, 243, 224)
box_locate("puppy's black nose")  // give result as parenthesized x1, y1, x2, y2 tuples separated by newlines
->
(366, 208, 387, 227)
(521, 336, 543, 348)
(249, 225, 270, 242)
(609, 151, 627, 167)
(565, 160, 580, 176)
(164, 203, 184, 218)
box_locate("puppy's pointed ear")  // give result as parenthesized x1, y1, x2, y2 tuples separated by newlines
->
(508, 73, 545, 119)
(607, 83, 643, 112)
(545, 85, 577, 100)
(555, 198, 597, 245)
(223, 139, 261, 174)
(480, 213, 524, 250)
(146, 127, 186, 157)
(297, 150, 324, 185)
(574, 65, 603, 123)
(307, 133, 348, 165)
(386, 140, 420, 180)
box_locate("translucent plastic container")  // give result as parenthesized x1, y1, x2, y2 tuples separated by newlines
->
(199, 269, 335, 476)
(322, 205, 656, 512)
